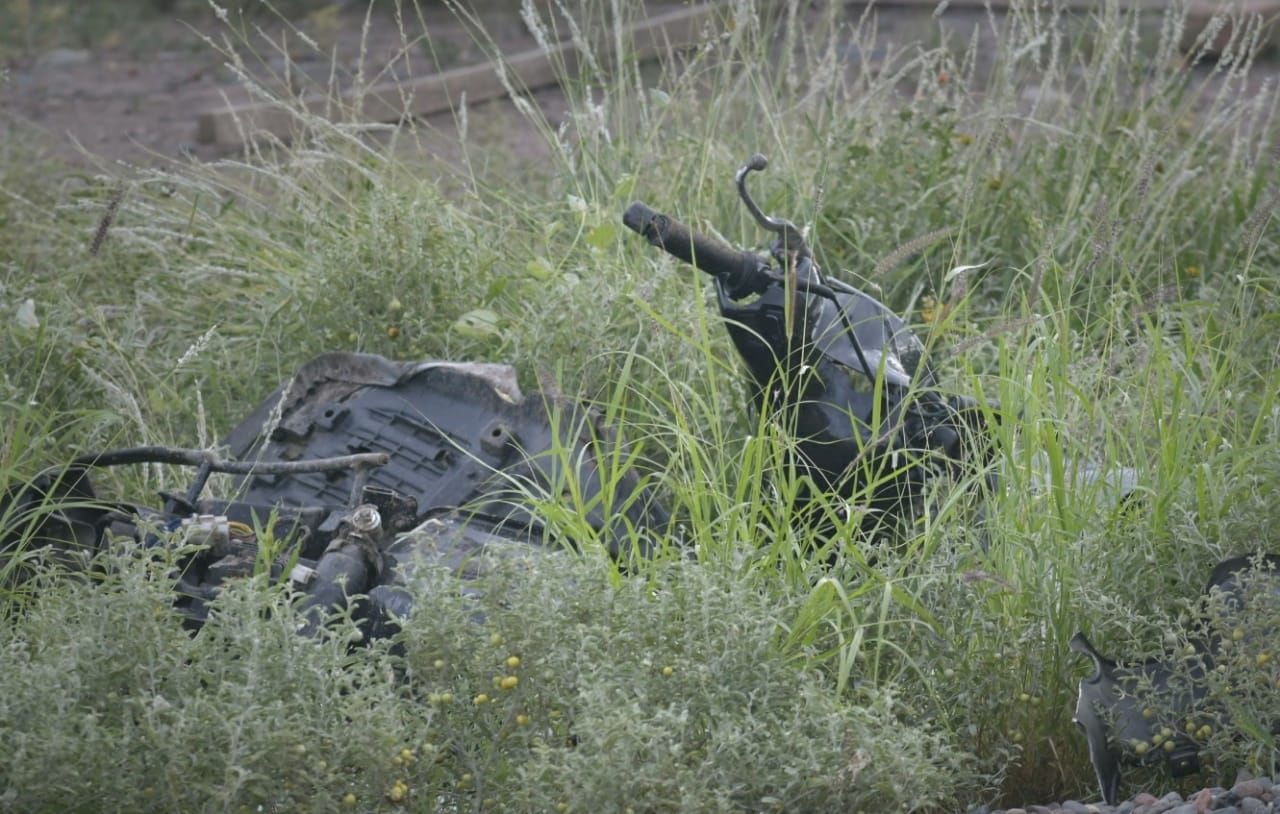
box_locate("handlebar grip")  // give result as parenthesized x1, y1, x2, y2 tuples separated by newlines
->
(623, 201, 767, 293)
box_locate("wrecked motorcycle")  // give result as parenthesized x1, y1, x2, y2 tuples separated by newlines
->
(2, 154, 1266, 803)
(2, 153, 984, 637)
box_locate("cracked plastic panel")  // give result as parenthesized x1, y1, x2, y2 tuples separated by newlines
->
(220, 352, 669, 561)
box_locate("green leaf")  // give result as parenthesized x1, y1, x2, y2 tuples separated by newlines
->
(525, 258, 555, 280)
(613, 174, 637, 202)
(452, 308, 503, 340)
(585, 222, 617, 251)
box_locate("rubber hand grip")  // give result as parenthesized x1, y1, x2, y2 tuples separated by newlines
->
(623, 201, 765, 288)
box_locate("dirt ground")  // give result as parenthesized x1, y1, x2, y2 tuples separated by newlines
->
(0, 1, 988, 170)
(0, 1, 1276, 170)
(0, 1, 581, 167)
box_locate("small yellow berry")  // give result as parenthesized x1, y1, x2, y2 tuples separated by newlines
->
(1133, 741, 1150, 756)
(1163, 739, 1176, 752)
(1257, 652, 1272, 666)
(1018, 692, 1031, 703)
(1010, 730, 1024, 744)
(293, 743, 306, 755)
(662, 666, 674, 677)
(557, 804, 570, 813)
(387, 782, 407, 802)
(459, 773, 474, 787)
(489, 632, 504, 646)
(1197, 724, 1213, 739)
(1233, 628, 1245, 642)
(388, 297, 404, 314)
(474, 693, 490, 705)
(400, 747, 415, 762)
(919, 296, 937, 324)
(433, 658, 446, 670)
(499, 675, 519, 690)
(342, 792, 357, 808)
(386, 325, 401, 339)
(506, 655, 521, 669)
(1142, 707, 1155, 720)
(516, 713, 530, 726)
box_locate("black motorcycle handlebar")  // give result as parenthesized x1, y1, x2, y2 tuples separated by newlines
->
(622, 201, 768, 295)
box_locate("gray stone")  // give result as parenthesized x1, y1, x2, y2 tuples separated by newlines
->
(1148, 794, 1189, 814)
(1238, 798, 1270, 814)
(1235, 780, 1270, 800)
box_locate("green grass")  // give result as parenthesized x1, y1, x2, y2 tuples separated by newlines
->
(2, 0, 1280, 810)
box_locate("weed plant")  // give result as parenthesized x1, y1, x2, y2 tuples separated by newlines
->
(2, 0, 1279, 809)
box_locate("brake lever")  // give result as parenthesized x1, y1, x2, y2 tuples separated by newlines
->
(736, 154, 811, 264)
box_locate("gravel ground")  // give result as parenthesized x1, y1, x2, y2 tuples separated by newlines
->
(967, 776, 1277, 814)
